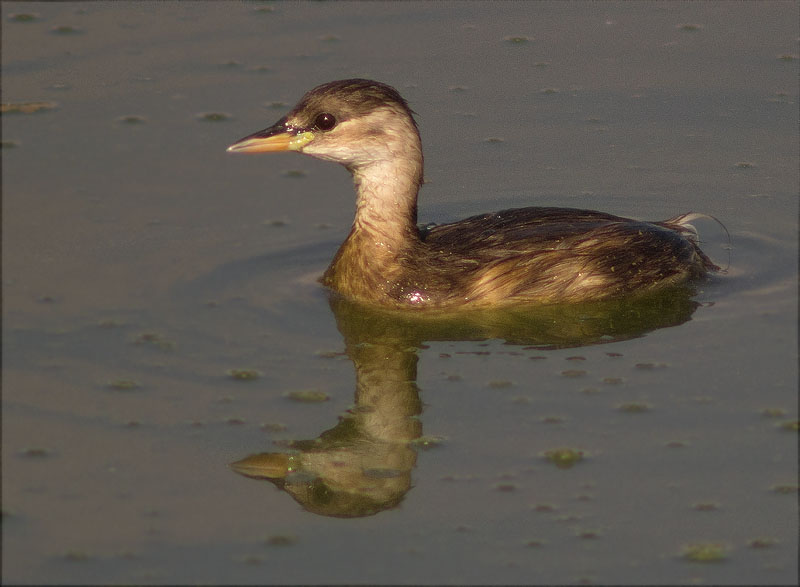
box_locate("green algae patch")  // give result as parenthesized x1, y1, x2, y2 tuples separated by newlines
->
(760, 407, 787, 418)
(107, 378, 142, 391)
(8, 13, 41, 22)
(264, 534, 297, 546)
(50, 25, 83, 35)
(682, 542, 727, 562)
(504, 35, 532, 45)
(227, 369, 261, 381)
(1, 101, 59, 115)
(542, 448, 585, 469)
(285, 389, 329, 403)
(617, 402, 652, 413)
(771, 484, 799, 494)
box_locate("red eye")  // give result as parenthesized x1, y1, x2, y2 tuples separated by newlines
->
(313, 112, 337, 131)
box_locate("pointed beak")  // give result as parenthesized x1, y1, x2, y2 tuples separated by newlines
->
(229, 453, 292, 479)
(227, 119, 314, 153)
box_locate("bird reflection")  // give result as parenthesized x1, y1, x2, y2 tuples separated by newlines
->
(231, 287, 703, 517)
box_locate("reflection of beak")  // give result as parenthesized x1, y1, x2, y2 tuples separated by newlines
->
(227, 119, 314, 153)
(230, 453, 291, 479)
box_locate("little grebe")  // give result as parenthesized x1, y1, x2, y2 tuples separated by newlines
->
(228, 79, 719, 309)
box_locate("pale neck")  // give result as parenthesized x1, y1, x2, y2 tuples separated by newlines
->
(350, 157, 423, 251)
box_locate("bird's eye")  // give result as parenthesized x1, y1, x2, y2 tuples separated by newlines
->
(313, 112, 337, 131)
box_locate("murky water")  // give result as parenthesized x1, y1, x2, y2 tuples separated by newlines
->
(3, 2, 798, 584)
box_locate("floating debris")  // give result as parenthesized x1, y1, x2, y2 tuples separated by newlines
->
(665, 440, 689, 448)
(285, 389, 329, 403)
(264, 534, 296, 546)
(602, 376, 624, 385)
(260, 422, 287, 432)
(494, 483, 518, 492)
(410, 435, 445, 450)
(132, 332, 176, 351)
(117, 115, 146, 124)
(760, 407, 787, 418)
(1, 101, 58, 115)
(487, 379, 513, 388)
(19, 447, 51, 458)
(227, 369, 261, 381)
(107, 378, 142, 391)
(635, 362, 668, 370)
(771, 484, 799, 494)
(617, 402, 652, 413)
(504, 35, 532, 44)
(748, 537, 778, 549)
(196, 112, 231, 122)
(63, 550, 91, 562)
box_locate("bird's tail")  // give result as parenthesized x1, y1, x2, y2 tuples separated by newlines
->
(662, 212, 730, 272)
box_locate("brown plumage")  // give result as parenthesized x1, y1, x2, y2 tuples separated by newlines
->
(228, 79, 719, 310)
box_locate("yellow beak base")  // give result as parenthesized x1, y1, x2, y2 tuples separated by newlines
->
(227, 129, 314, 153)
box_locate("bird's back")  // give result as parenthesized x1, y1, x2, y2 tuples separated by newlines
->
(407, 207, 717, 306)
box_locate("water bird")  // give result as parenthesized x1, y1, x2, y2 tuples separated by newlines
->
(228, 79, 720, 310)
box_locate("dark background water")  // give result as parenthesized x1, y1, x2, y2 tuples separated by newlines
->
(3, 2, 797, 584)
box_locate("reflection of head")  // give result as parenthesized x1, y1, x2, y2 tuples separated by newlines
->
(232, 285, 705, 518)
(231, 442, 416, 518)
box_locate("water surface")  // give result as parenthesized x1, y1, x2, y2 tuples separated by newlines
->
(3, 2, 798, 584)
